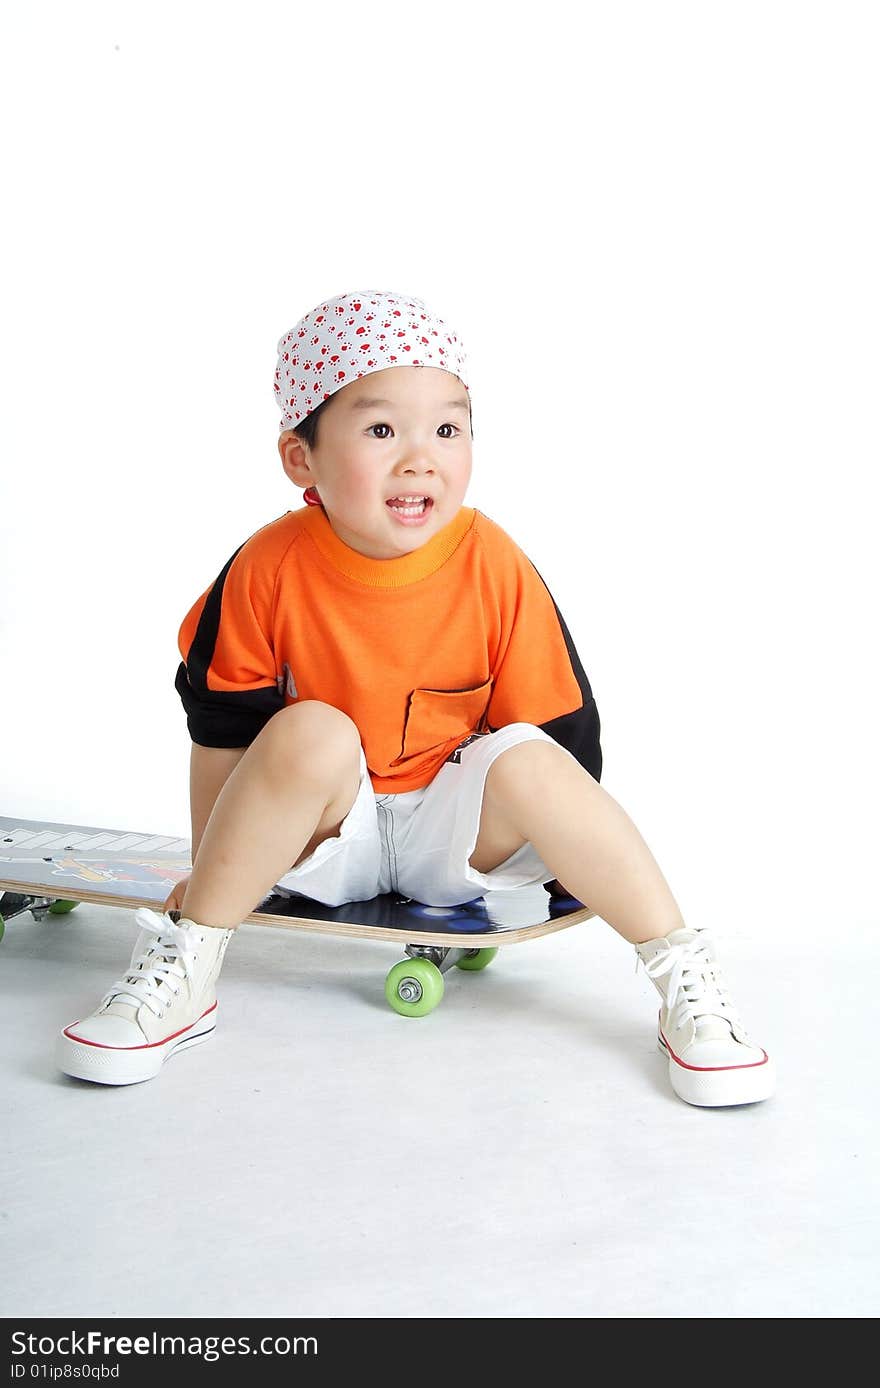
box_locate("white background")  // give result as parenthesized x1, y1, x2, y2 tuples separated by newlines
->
(2, 0, 877, 943)
(2, 0, 879, 1326)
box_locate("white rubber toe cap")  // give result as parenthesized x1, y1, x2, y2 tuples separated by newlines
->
(63, 1011, 146, 1047)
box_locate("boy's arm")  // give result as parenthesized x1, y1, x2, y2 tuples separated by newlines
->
(176, 531, 285, 865)
(481, 528, 603, 782)
(189, 743, 247, 862)
(175, 535, 284, 750)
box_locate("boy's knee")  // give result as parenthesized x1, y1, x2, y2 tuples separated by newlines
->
(266, 700, 362, 771)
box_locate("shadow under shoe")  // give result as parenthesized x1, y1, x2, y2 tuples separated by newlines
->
(634, 926, 775, 1107)
(56, 908, 234, 1086)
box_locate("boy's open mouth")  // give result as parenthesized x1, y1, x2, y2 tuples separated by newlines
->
(385, 495, 433, 519)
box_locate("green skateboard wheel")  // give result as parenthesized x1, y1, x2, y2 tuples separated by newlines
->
(47, 900, 79, 915)
(385, 957, 445, 1017)
(455, 947, 498, 971)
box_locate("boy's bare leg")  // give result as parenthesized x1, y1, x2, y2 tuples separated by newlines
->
(479, 740, 688, 945)
(181, 704, 363, 929)
(55, 701, 363, 1085)
(477, 739, 775, 1106)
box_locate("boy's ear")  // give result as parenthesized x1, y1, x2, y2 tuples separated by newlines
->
(278, 430, 310, 485)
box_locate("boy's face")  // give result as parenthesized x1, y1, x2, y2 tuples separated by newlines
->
(278, 366, 472, 560)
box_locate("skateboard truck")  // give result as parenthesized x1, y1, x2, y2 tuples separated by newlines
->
(0, 892, 73, 924)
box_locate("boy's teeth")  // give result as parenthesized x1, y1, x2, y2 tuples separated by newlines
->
(387, 495, 429, 514)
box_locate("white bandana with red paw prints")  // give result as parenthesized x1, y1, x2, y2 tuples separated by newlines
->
(274, 289, 469, 432)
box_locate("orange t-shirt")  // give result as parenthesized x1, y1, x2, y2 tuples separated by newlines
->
(175, 504, 602, 795)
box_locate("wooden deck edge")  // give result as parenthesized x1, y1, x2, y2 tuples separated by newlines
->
(1, 879, 596, 947)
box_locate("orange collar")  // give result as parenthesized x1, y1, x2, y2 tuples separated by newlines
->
(300, 504, 476, 588)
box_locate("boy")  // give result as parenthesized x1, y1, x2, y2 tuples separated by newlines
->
(56, 289, 774, 1107)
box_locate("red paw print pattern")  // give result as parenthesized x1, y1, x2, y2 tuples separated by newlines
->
(274, 289, 469, 431)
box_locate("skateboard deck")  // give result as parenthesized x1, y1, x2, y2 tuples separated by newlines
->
(0, 815, 595, 1015)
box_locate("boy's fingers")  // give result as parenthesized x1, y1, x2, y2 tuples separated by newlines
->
(161, 877, 188, 913)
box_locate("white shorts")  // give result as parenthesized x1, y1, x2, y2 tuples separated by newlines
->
(272, 723, 581, 908)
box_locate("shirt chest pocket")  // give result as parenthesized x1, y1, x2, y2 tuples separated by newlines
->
(392, 678, 494, 765)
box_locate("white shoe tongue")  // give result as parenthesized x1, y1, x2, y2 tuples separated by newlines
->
(694, 1015, 733, 1041)
(103, 999, 141, 1021)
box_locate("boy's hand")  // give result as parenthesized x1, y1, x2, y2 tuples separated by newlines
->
(163, 874, 191, 915)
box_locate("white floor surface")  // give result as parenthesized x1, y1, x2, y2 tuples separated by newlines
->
(1, 900, 876, 1320)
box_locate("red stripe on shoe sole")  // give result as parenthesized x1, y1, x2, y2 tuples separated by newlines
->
(659, 1023, 769, 1072)
(63, 1000, 218, 1050)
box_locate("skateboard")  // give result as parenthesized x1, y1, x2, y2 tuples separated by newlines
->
(0, 814, 595, 1016)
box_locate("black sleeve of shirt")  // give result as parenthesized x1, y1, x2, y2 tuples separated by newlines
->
(175, 543, 284, 749)
(537, 594, 603, 784)
(174, 661, 284, 748)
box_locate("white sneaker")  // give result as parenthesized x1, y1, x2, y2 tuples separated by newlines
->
(56, 908, 234, 1086)
(634, 926, 775, 1107)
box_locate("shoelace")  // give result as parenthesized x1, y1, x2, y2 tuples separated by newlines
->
(639, 930, 745, 1033)
(99, 907, 200, 1019)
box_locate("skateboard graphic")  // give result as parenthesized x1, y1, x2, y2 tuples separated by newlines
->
(0, 815, 595, 1016)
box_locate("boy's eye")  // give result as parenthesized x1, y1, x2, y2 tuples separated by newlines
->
(367, 423, 460, 439)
